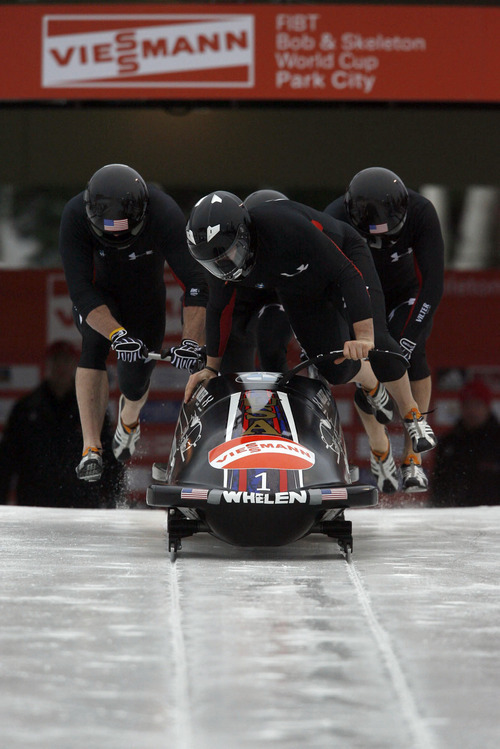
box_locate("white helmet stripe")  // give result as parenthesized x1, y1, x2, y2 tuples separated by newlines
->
(207, 224, 221, 242)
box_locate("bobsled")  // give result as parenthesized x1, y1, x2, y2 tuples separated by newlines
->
(146, 352, 381, 561)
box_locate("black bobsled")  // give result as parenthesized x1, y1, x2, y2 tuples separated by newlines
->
(147, 352, 381, 561)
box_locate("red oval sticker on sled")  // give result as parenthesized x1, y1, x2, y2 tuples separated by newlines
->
(208, 435, 315, 470)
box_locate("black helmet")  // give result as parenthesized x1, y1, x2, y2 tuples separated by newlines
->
(186, 191, 254, 281)
(84, 164, 149, 250)
(244, 189, 288, 210)
(344, 167, 408, 239)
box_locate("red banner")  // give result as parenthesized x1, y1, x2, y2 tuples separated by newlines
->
(426, 271, 500, 369)
(1, 4, 499, 102)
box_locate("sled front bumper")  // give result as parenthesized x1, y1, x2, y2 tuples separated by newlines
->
(146, 483, 378, 509)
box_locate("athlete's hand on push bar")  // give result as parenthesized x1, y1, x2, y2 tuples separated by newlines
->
(110, 328, 148, 362)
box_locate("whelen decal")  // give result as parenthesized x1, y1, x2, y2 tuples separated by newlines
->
(221, 490, 308, 504)
(209, 434, 315, 470)
(42, 14, 255, 88)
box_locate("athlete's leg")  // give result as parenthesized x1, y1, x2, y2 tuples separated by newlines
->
(111, 288, 166, 460)
(76, 367, 109, 451)
(257, 303, 292, 372)
(220, 294, 258, 373)
(280, 292, 362, 385)
(119, 389, 149, 427)
(73, 307, 113, 481)
(403, 375, 432, 454)
(72, 302, 113, 449)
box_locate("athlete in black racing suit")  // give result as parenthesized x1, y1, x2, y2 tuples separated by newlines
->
(60, 164, 207, 482)
(184, 191, 436, 470)
(219, 189, 293, 374)
(325, 167, 444, 492)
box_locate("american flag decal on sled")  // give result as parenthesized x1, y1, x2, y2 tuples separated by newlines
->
(181, 488, 209, 500)
(321, 488, 348, 501)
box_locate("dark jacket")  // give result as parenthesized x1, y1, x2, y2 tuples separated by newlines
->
(0, 382, 124, 508)
(430, 414, 500, 506)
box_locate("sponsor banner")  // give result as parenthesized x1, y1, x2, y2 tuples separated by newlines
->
(0, 5, 498, 102)
(208, 434, 316, 470)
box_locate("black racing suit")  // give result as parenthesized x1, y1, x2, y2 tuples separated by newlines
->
(219, 285, 292, 374)
(324, 190, 444, 380)
(59, 185, 208, 400)
(206, 200, 406, 385)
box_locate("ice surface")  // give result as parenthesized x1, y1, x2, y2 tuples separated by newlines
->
(0, 505, 499, 749)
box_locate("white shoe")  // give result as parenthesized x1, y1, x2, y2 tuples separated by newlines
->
(370, 442, 399, 494)
(76, 447, 103, 482)
(112, 395, 141, 462)
(402, 455, 428, 493)
(403, 408, 437, 453)
(355, 382, 395, 424)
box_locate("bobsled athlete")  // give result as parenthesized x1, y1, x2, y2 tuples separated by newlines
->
(184, 191, 436, 492)
(324, 168, 444, 492)
(59, 164, 207, 482)
(220, 189, 293, 374)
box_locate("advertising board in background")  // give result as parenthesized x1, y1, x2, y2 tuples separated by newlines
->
(1, 4, 499, 102)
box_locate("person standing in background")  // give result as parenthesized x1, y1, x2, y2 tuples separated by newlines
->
(430, 378, 500, 507)
(0, 341, 124, 508)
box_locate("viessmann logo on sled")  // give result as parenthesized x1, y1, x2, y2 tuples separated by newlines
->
(208, 435, 316, 471)
(41, 14, 254, 88)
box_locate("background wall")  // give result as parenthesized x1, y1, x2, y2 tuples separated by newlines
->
(1, 104, 498, 196)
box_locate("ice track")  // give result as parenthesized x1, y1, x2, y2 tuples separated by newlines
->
(1, 505, 499, 749)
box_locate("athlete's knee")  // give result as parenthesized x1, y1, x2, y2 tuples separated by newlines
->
(318, 359, 360, 385)
(117, 360, 155, 401)
(370, 356, 408, 382)
(407, 356, 431, 381)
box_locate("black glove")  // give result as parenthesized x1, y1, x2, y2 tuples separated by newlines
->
(110, 328, 147, 362)
(168, 339, 206, 373)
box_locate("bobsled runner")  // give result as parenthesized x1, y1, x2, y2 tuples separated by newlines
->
(145, 351, 397, 561)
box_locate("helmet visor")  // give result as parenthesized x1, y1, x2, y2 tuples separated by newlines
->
(385, 213, 407, 237)
(198, 237, 251, 280)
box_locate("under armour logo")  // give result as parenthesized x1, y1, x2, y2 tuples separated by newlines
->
(128, 250, 153, 261)
(390, 248, 413, 263)
(280, 263, 309, 277)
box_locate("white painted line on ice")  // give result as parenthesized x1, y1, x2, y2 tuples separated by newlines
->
(168, 540, 194, 749)
(345, 560, 437, 749)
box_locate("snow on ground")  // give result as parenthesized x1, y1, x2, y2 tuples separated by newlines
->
(0, 505, 499, 749)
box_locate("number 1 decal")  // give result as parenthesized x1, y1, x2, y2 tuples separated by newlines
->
(255, 472, 269, 491)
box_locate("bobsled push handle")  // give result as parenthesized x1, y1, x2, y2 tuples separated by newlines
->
(278, 348, 408, 386)
(145, 347, 207, 372)
(145, 349, 171, 361)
